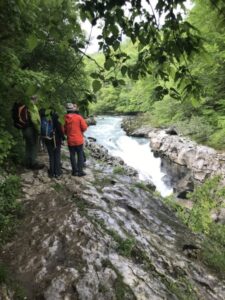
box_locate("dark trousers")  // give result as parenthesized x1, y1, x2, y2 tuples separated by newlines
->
(45, 140, 61, 177)
(22, 126, 38, 167)
(68, 144, 84, 174)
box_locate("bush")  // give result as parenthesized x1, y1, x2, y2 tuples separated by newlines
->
(208, 127, 225, 150)
(113, 165, 126, 175)
(0, 123, 15, 165)
(202, 223, 225, 276)
(175, 116, 214, 144)
(164, 176, 225, 276)
(180, 176, 225, 233)
(0, 175, 22, 244)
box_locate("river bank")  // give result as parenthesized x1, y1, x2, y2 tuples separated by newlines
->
(1, 140, 225, 299)
(122, 116, 225, 210)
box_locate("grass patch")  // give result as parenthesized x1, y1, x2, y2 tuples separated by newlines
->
(113, 166, 126, 175)
(0, 263, 26, 299)
(72, 196, 89, 216)
(167, 277, 198, 300)
(92, 176, 114, 192)
(94, 218, 136, 257)
(51, 182, 65, 192)
(133, 182, 153, 192)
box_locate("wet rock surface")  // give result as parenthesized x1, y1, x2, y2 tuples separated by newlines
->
(1, 143, 225, 299)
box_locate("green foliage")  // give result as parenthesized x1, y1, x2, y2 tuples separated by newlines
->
(164, 176, 225, 276)
(207, 127, 225, 150)
(94, 217, 136, 257)
(180, 176, 225, 233)
(0, 175, 21, 244)
(0, 122, 15, 165)
(175, 116, 214, 144)
(51, 182, 64, 192)
(117, 238, 136, 257)
(133, 182, 154, 192)
(113, 166, 126, 175)
(202, 223, 225, 276)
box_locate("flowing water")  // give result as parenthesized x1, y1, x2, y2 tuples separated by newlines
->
(85, 116, 173, 196)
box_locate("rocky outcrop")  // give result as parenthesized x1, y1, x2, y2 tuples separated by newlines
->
(1, 142, 225, 300)
(122, 119, 225, 198)
(148, 128, 225, 185)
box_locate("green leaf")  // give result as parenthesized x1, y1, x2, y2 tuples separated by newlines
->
(112, 79, 118, 87)
(118, 79, 126, 85)
(92, 80, 102, 92)
(104, 58, 114, 70)
(110, 24, 119, 37)
(113, 40, 120, 51)
(27, 35, 38, 51)
(121, 65, 127, 76)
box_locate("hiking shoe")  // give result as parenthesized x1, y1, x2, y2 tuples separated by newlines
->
(72, 171, 78, 176)
(78, 171, 86, 177)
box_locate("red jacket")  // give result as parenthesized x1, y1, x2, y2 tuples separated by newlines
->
(64, 113, 88, 146)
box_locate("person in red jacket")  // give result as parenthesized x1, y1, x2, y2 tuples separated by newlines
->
(64, 103, 88, 176)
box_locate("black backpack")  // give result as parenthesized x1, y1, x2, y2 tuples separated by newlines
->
(12, 102, 30, 129)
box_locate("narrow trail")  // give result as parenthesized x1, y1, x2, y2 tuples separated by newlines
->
(1, 143, 225, 300)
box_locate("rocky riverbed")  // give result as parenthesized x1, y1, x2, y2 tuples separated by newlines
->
(1, 139, 225, 299)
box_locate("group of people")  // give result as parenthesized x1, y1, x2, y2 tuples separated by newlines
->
(17, 96, 88, 179)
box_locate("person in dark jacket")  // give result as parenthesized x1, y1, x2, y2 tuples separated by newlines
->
(40, 108, 64, 179)
(64, 103, 88, 177)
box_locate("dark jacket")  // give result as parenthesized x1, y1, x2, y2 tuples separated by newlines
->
(51, 112, 65, 146)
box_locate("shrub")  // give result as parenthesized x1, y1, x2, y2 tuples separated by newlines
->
(179, 176, 225, 233)
(0, 175, 22, 244)
(0, 122, 15, 165)
(175, 116, 214, 144)
(113, 165, 126, 175)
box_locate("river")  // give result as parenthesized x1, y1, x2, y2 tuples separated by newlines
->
(85, 116, 173, 197)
